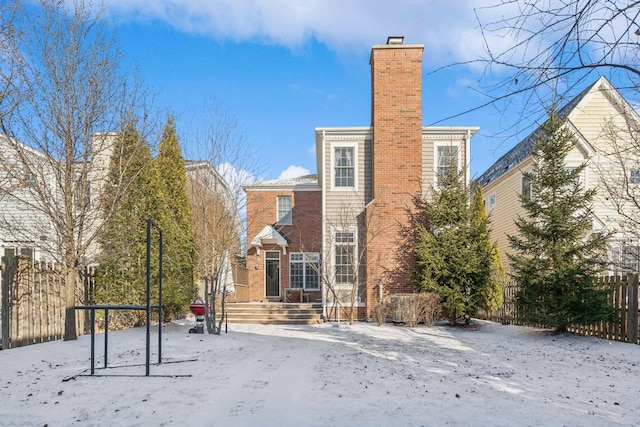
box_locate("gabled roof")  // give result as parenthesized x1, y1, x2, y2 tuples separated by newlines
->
(250, 225, 288, 255)
(476, 76, 617, 187)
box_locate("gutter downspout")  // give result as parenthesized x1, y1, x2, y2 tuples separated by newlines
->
(321, 130, 328, 320)
(466, 128, 471, 186)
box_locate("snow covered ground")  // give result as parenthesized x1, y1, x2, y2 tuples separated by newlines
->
(0, 319, 638, 426)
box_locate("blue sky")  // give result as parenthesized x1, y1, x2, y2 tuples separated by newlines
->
(94, 1, 596, 181)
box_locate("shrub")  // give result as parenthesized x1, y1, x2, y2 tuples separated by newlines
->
(371, 302, 391, 326)
(391, 293, 442, 328)
(420, 293, 442, 326)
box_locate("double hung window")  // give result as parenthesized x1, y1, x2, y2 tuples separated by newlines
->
(334, 147, 355, 188)
(277, 195, 292, 224)
(435, 144, 460, 185)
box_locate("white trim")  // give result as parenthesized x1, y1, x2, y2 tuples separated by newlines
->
(466, 129, 471, 186)
(321, 130, 327, 318)
(276, 195, 293, 225)
(330, 142, 358, 191)
(250, 225, 288, 255)
(330, 226, 358, 290)
(433, 141, 462, 185)
(264, 250, 281, 298)
(289, 252, 321, 291)
(488, 193, 496, 208)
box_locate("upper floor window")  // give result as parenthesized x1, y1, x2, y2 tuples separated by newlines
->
(630, 169, 640, 185)
(276, 195, 292, 224)
(564, 166, 580, 191)
(489, 193, 496, 208)
(21, 174, 37, 188)
(435, 144, 460, 185)
(334, 146, 355, 188)
(521, 175, 532, 199)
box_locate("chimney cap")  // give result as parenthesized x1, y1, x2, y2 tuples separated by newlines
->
(386, 36, 404, 45)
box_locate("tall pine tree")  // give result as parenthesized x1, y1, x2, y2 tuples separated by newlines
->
(94, 122, 155, 326)
(407, 155, 504, 323)
(470, 184, 504, 313)
(153, 117, 197, 317)
(413, 162, 478, 322)
(508, 108, 614, 332)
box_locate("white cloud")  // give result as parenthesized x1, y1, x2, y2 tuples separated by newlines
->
(100, 0, 514, 66)
(216, 161, 254, 192)
(278, 165, 310, 180)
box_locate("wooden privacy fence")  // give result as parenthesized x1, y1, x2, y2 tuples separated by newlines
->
(482, 274, 639, 344)
(226, 264, 250, 303)
(0, 256, 94, 349)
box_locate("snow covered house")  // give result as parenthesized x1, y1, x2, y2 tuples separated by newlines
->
(0, 133, 114, 263)
(477, 76, 640, 274)
(244, 38, 479, 320)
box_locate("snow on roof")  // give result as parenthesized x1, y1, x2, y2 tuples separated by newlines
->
(244, 174, 319, 191)
(250, 225, 289, 254)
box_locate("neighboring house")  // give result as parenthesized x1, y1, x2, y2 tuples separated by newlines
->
(244, 175, 322, 303)
(477, 76, 640, 274)
(0, 134, 55, 260)
(244, 37, 479, 319)
(186, 160, 244, 298)
(186, 160, 242, 247)
(0, 133, 113, 263)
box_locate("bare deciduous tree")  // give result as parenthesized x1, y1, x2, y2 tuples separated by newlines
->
(187, 162, 241, 334)
(0, 0, 148, 340)
(304, 198, 389, 325)
(593, 109, 640, 271)
(473, 1, 640, 128)
(186, 99, 262, 334)
(0, 1, 21, 129)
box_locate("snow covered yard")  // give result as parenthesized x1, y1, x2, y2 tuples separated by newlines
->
(0, 320, 638, 426)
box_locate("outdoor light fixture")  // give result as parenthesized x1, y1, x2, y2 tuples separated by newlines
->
(387, 36, 404, 45)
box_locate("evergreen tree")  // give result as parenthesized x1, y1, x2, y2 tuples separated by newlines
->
(487, 243, 505, 312)
(153, 117, 198, 317)
(470, 185, 504, 313)
(508, 108, 614, 332)
(94, 122, 154, 326)
(393, 192, 430, 287)
(413, 163, 477, 322)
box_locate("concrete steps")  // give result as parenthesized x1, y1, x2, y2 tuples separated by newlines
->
(217, 302, 323, 325)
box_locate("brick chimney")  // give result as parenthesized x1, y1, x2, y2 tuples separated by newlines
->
(370, 36, 424, 202)
(366, 37, 424, 303)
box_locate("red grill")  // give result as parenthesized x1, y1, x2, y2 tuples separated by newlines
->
(189, 300, 206, 317)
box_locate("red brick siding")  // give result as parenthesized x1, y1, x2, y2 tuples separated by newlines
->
(245, 189, 322, 301)
(367, 45, 424, 310)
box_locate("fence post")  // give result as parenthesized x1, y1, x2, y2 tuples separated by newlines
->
(628, 274, 639, 344)
(1, 257, 9, 349)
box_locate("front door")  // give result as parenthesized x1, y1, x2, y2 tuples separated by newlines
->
(265, 251, 280, 298)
